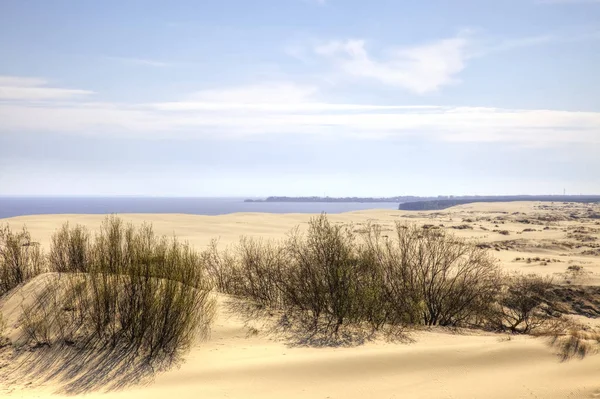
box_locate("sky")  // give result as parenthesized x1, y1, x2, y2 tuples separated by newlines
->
(0, 0, 599, 197)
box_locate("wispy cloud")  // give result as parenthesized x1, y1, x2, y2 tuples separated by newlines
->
(479, 34, 556, 55)
(106, 56, 176, 67)
(314, 34, 470, 94)
(0, 76, 47, 87)
(154, 82, 437, 111)
(536, 0, 600, 4)
(187, 83, 319, 103)
(301, 28, 599, 94)
(0, 75, 94, 101)
(1, 80, 598, 146)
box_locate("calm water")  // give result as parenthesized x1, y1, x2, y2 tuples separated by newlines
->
(0, 197, 400, 219)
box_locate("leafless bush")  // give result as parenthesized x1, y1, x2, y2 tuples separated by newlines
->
(0, 224, 45, 296)
(202, 239, 238, 294)
(357, 224, 422, 329)
(234, 237, 286, 308)
(49, 223, 91, 272)
(281, 214, 363, 334)
(393, 224, 502, 327)
(496, 274, 553, 333)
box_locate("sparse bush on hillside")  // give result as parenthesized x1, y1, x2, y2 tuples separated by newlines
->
(5, 213, 582, 356)
(21, 216, 215, 360)
(0, 224, 44, 296)
(212, 214, 503, 336)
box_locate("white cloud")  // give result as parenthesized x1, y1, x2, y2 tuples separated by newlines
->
(151, 102, 439, 112)
(0, 76, 47, 87)
(480, 35, 556, 54)
(187, 83, 318, 103)
(106, 56, 176, 67)
(314, 34, 470, 94)
(1, 78, 597, 146)
(296, 29, 599, 94)
(477, 30, 600, 56)
(0, 75, 93, 101)
(1, 85, 598, 146)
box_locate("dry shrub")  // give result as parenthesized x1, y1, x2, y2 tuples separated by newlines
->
(0, 224, 45, 296)
(234, 237, 286, 308)
(496, 274, 553, 333)
(22, 216, 215, 361)
(49, 223, 91, 272)
(280, 215, 368, 335)
(210, 214, 503, 338)
(202, 239, 238, 293)
(388, 224, 501, 327)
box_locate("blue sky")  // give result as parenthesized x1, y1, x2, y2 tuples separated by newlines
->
(1, 0, 599, 196)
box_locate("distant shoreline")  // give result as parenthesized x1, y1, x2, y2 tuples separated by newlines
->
(245, 195, 600, 206)
(244, 196, 430, 203)
(398, 195, 600, 211)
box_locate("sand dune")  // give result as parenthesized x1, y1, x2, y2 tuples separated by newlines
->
(2, 201, 600, 398)
(3, 294, 599, 399)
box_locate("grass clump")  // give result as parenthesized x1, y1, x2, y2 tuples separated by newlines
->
(550, 329, 600, 361)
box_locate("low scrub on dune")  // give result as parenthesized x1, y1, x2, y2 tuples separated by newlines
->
(1, 213, 586, 358)
(19, 216, 215, 361)
(206, 214, 517, 339)
(206, 214, 581, 344)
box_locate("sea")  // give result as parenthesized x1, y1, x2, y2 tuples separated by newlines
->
(0, 197, 401, 219)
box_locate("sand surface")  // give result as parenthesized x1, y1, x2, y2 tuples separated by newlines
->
(1, 201, 600, 398)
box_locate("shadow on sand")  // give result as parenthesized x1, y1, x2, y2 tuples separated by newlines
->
(222, 297, 414, 348)
(0, 337, 181, 395)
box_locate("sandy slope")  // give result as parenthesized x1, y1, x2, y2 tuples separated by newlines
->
(3, 294, 600, 399)
(2, 201, 600, 398)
